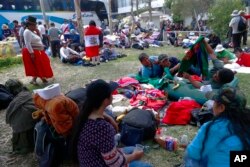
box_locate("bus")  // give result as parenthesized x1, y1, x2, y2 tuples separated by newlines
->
(0, 0, 109, 28)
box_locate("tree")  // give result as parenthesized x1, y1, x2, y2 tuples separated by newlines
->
(208, 0, 244, 40)
(108, 0, 113, 34)
(135, 0, 139, 15)
(164, 0, 174, 9)
(171, 0, 215, 22)
(74, 0, 84, 43)
(145, 0, 153, 21)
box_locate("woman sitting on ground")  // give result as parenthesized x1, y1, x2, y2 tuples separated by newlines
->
(185, 87, 250, 167)
(70, 79, 152, 167)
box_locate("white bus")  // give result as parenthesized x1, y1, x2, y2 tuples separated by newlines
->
(0, 0, 109, 28)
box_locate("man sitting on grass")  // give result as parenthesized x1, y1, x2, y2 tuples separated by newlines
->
(60, 40, 82, 64)
(215, 44, 236, 64)
(138, 53, 163, 78)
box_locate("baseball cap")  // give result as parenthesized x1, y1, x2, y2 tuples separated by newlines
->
(158, 54, 169, 63)
(206, 87, 246, 109)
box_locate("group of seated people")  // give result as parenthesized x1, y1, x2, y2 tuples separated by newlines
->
(137, 38, 237, 92)
(4, 34, 250, 167)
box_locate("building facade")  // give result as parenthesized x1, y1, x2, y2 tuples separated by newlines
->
(117, 0, 164, 14)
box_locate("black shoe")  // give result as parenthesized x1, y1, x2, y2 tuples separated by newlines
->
(89, 63, 96, 67)
(97, 62, 100, 65)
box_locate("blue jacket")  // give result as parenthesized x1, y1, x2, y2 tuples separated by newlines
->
(186, 119, 243, 167)
(140, 56, 162, 78)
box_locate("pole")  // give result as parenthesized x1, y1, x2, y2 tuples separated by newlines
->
(39, 0, 49, 28)
(74, 0, 84, 44)
(194, 9, 201, 35)
(108, 0, 113, 34)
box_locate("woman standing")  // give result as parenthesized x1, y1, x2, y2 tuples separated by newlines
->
(185, 87, 250, 167)
(22, 16, 53, 85)
(70, 79, 152, 167)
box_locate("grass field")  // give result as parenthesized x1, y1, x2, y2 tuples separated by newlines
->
(0, 45, 249, 167)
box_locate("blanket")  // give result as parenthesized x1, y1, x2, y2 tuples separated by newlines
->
(6, 91, 37, 133)
(224, 63, 250, 74)
(179, 36, 209, 77)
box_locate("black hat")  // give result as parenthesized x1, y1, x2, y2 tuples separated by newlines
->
(27, 16, 37, 25)
(206, 87, 246, 109)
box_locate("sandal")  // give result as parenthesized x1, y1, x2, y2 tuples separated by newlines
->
(30, 80, 38, 85)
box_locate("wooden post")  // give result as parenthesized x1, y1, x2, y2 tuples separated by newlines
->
(74, 0, 84, 44)
(108, 0, 113, 34)
(39, 0, 49, 28)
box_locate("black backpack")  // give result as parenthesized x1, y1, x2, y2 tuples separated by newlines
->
(238, 16, 247, 32)
(120, 108, 157, 146)
(0, 84, 13, 110)
(65, 87, 87, 111)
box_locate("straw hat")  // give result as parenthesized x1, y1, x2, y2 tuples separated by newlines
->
(215, 44, 225, 52)
(239, 10, 246, 15)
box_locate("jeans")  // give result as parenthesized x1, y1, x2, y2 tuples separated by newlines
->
(122, 146, 153, 167)
(50, 40, 60, 57)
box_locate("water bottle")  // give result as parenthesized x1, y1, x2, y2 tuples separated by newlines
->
(179, 134, 189, 148)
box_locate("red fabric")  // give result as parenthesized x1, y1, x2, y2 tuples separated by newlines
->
(243, 14, 250, 20)
(191, 75, 202, 82)
(236, 52, 250, 67)
(84, 25, 101, 58)
(130, 89, 167, 110)
(162, 99, 201, 125)
(116, 77, 139, 87)
(22, 48, 53, 78)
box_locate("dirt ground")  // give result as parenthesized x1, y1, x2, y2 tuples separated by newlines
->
(0, 49, 198, 167)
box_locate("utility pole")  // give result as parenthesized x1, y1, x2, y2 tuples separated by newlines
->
(108, 0, 113, 34)
(39, 0, 49, 28)
(74, 0, 84, 44)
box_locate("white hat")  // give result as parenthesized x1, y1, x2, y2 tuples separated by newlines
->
(34, 83, 61, 100)
(231, 10, 239, 17)
(215, 44, 225, 52)
(130, 34, 136, 38)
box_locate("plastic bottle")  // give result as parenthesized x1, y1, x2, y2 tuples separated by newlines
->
(179, 134, 189, 148)
(155, 132, 178, 152)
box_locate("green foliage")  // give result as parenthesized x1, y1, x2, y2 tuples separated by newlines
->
(208, 0, 245, 40)
(171, 0, 215, 23)
(0, 57, 23, 69)
(164, 0, 174, 9)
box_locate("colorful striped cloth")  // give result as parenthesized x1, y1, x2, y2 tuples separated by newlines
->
(179, 36, 209, 77)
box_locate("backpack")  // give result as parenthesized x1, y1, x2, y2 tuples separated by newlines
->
(238, 16, 247, 32)
(0, 84, 13, 110)
(65, 87, 87, 110)
(190, 107, 214, 127)
(34, 120, 67, 167)
(120, 108, 157, 146)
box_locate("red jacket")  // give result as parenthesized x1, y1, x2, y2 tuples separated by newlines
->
(84, 25, 102, 58)
(236, 52, 250, 67)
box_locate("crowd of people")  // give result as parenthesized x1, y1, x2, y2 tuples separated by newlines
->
(1, 10, 250, 167)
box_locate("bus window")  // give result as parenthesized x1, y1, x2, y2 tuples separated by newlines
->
(22, 0, 40, 11)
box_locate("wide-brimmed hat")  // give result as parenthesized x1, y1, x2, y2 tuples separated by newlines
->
(215, 44, 225, 52)
(231, 10, 239, 17)
(206, 87, 246, 109)
(27, 16, 37, 25)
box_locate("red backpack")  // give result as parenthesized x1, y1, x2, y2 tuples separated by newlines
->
(162, 99, 201, 125)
